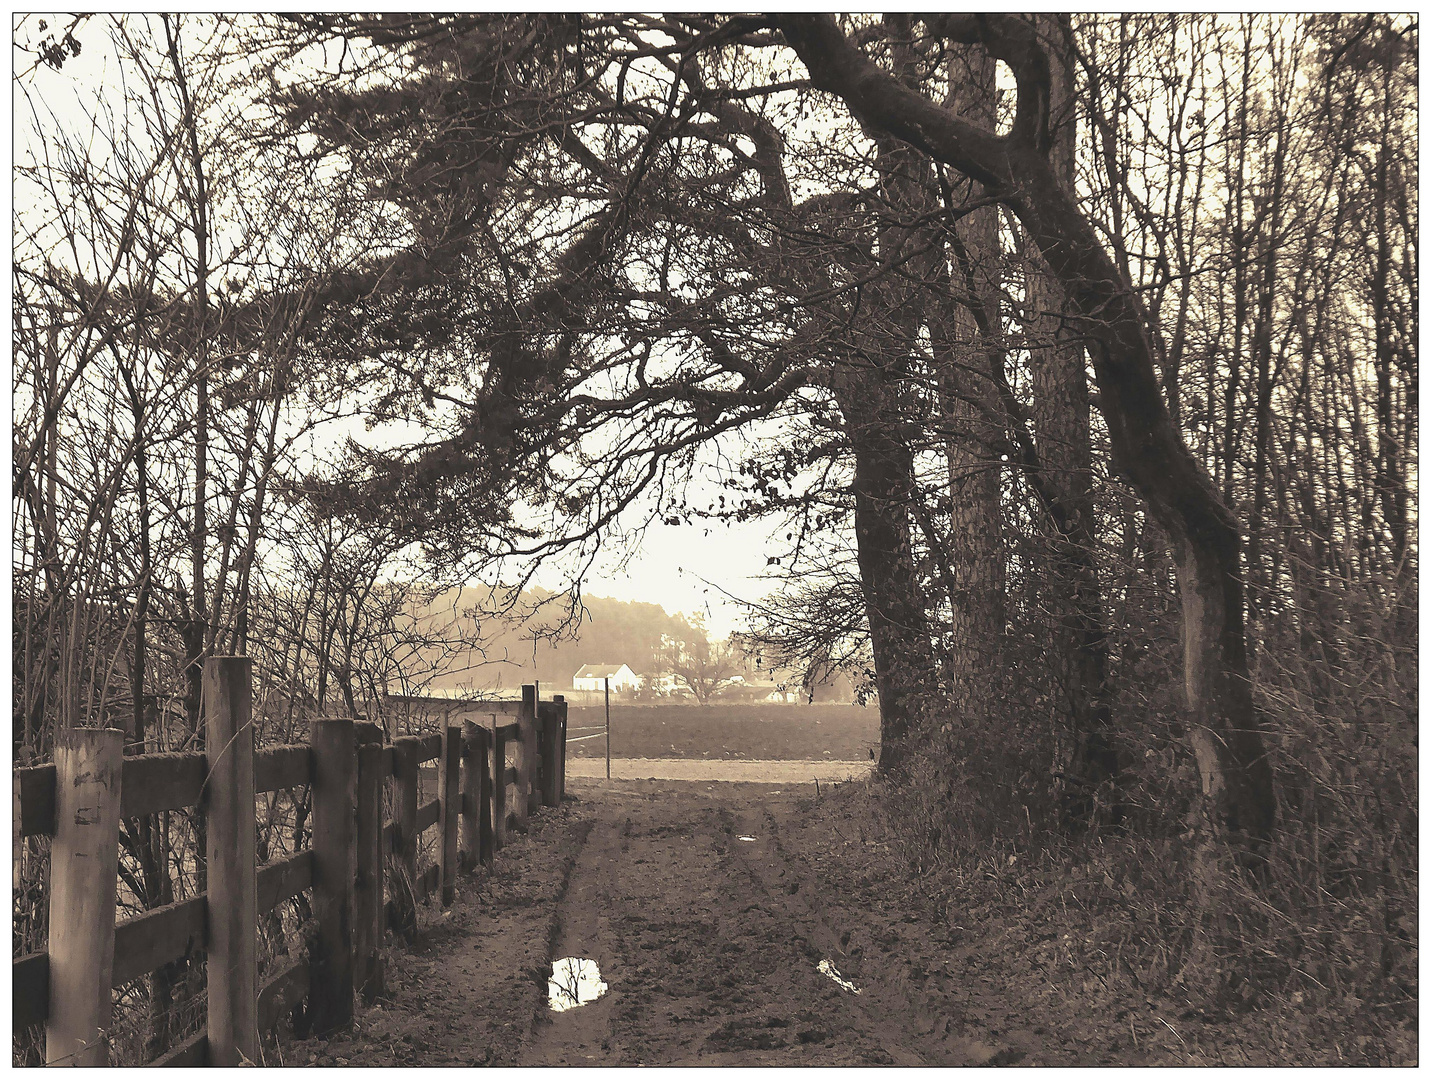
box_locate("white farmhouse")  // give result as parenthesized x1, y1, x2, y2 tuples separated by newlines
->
(573, 663, 639, 692)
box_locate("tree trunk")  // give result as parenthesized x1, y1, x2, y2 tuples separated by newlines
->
(164, 17, 210, 742)
(1022, 16, 1119, 816)
(834, 370, 935, 775)
(934, 45, 1007, 727)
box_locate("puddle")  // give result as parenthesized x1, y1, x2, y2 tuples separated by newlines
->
(737, 835, 758, 842)
(548, 957, 609, 1011)
(818, 959, 861, 994)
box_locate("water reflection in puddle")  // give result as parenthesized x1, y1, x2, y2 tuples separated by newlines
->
(737, 835, 758, 842)
(818, 959, 861, 994)
(548, 957, 609, 1011)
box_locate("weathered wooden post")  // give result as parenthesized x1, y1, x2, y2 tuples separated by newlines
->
(353, 722, 385, 1003)
(459, 721, 482, 871)
(554, 695, 568, 803)
(12, 781, 22, 893)
(440, 724, 461, 905)
(390, 737, 420, 940)
(45, 726, 124, 1066)
(491, 723, 509, 851)
(519, 684, 538, 826)
(539, 704, 561, 807)
(479, 728, 494, 865)
(203, 657, 259, 1067)
(310, 718, 356, 1036)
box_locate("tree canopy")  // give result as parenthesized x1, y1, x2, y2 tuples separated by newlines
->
(13, 14, 1415, 1030)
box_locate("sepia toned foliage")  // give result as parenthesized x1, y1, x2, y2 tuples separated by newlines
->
(13, 12, 1414, 1058)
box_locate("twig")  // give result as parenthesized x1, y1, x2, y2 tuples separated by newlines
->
(1157, 1015, 1187, 1053)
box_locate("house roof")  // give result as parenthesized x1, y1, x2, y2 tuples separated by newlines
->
(573, 663, 633, 678)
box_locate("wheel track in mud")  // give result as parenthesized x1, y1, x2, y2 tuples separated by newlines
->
(726, 803, 1039, 1066)
(286, 779, 1030, 1067)
(519, 781, 1010, 1066)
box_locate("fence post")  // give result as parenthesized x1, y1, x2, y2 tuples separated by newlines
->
(491, 724, 509, 851)
(477, 725, 494, 866)
(13, 780, 22, 893)
(458, 722, 480, 871)
(45, 726, 124, 1066)
(353, 722, 384, 1004)
(440, 725, 461, 905)
(518, 684, 537, 827)
(390, 738, 419, 941)
(554, 695, 568, 804)
(310, 718, 356, 1036)
(539, 705, 560, 807)
(203, 657, 259, 1067)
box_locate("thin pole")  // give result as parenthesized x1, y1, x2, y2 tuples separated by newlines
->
(604, 677, 611, 781)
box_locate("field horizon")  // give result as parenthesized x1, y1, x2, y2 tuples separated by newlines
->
(562, 702, 879, 762)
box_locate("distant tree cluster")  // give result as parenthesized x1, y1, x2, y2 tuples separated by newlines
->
(410, 585, 702, 692)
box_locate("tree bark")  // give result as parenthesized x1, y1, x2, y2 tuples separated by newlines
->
(1022, 15, 1119, 814)
(934, 45, 1007, 725)
(834, 370, 935, 774)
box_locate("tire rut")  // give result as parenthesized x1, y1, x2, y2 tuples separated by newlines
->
(518, 784, 926, 1065)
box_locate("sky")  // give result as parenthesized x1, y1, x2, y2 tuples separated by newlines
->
(540, 483, 783, 638)
(304, 400, 788, 639)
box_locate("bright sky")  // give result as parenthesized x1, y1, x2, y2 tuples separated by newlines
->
(540, 478, 783, 637)
(304, 403, 789, 638)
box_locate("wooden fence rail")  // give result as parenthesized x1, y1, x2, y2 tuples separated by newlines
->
(11, 661, 567, 1066)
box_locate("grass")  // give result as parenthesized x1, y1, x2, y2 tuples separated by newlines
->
(562, 703, 879, 761)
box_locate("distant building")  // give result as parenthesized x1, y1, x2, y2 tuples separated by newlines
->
(573, 663, 639, 692)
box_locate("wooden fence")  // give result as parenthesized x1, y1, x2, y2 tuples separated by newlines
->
(12, 658, 568, 1066)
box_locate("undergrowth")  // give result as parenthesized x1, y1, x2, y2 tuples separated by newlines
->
(856, 604, 1417, 1067)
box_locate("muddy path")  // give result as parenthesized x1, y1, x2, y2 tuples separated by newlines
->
(284, 776, 1412, 1068)
(283, 777, 1031, 1067)
(521, 782, 968, 1066)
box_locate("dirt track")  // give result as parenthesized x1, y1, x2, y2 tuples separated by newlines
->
(520, 780, 965, 1066)
(285, 776, 1390, 1067)
(284, 776, 1031, 1067)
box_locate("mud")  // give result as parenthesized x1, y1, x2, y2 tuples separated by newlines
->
(280, 776, 1399, 1067)
(284, 778, 1013, 1066)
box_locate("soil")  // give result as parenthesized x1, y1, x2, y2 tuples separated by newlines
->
(280, 775, 1416, 1067)
(563, 703, 880, 761)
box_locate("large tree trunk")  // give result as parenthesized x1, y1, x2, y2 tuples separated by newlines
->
(778, 13, 1275, 845)
(700, 29, 946, 774)
(935, 45, 1007, 727)
(838, 377, 935, 775)
(829, 25, 944, 776)
(1022, 15, 1119, 816)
